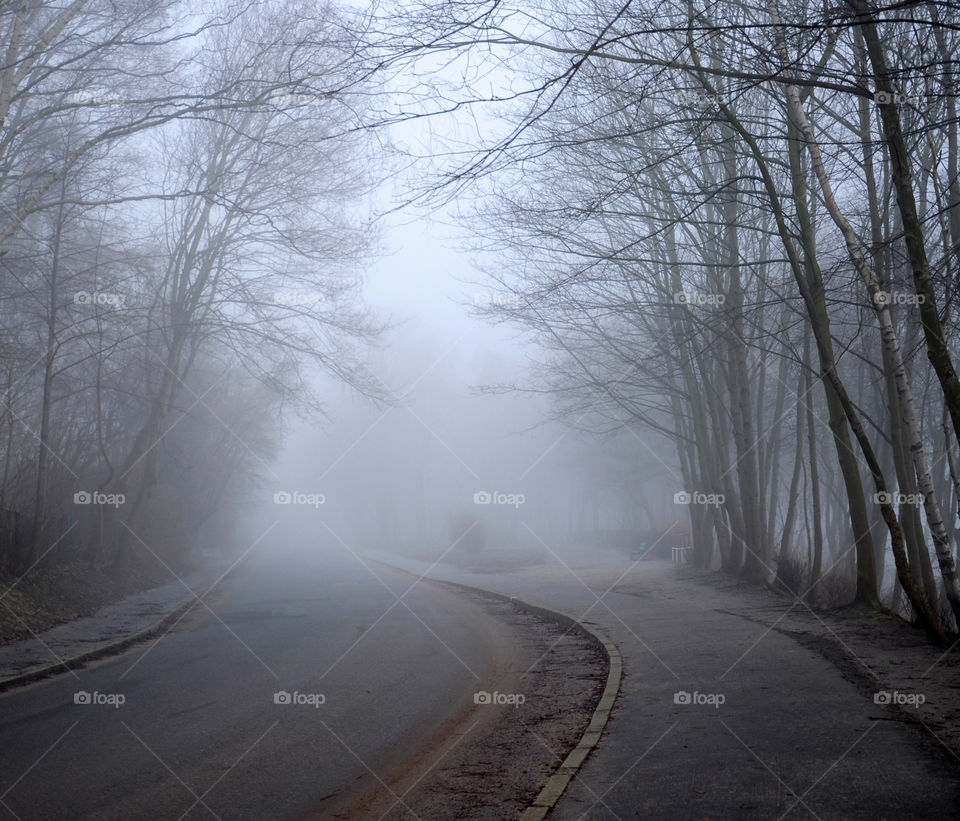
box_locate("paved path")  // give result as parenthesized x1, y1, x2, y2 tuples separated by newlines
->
(373, 551, 960, 820)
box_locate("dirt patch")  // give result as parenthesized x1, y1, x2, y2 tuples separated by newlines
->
(322, 590, 608, 820)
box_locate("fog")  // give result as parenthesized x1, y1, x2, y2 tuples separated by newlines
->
(243, 213, 685, 568)
(3, 2, 960, 819)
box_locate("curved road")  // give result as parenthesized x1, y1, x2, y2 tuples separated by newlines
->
(0, 546, 520, 819)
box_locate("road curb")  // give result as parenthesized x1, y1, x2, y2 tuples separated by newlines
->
(0, 571, 230, 693)
(515, 604, 620, 821)
(365, 557, 622, 821)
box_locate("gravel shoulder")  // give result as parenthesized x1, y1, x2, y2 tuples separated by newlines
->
(315, 583, 608, 821)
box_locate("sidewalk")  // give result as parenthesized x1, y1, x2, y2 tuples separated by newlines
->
(367, 549, 960, 820)
(0, 561, 229, 686)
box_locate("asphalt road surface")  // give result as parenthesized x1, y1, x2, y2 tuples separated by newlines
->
(0, 545, 523, 820)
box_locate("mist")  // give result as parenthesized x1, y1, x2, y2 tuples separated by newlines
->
(1, 2, 959, 820)
(247, 213, 684, 569)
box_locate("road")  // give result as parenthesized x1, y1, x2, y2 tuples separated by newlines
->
(0, 546, 525, 820)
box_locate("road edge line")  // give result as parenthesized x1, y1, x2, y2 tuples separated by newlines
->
(364, 557, 622, 821)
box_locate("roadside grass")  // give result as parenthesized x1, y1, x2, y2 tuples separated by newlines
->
(0, 580, 62, 643)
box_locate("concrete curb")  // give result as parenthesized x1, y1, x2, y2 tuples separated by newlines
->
(516, 606, 621, 821)
(364, 558, 623, 821)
